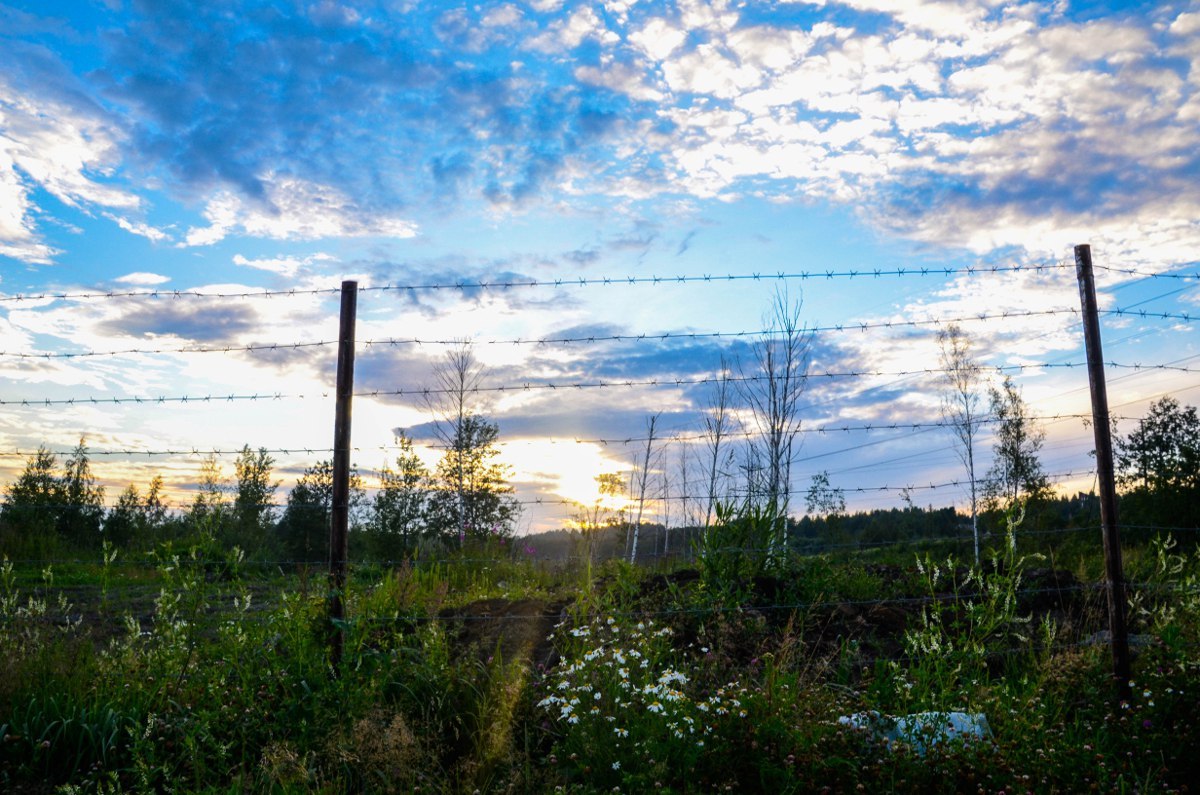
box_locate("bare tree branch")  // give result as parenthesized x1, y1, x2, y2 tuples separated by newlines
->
(937, 324, 988, 563)
(736, 287, 812, 554)
(629, 412, 661, 564)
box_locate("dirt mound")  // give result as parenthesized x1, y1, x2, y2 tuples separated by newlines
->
(442, 598, 568, 669)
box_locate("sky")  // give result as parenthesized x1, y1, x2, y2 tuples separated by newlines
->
(1, 0, 1198, 534)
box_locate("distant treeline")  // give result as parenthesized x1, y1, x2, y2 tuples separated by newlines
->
(523, 492, 1107, 565)
(1, 394, 1195, 564)
(0, 432, 520, 563)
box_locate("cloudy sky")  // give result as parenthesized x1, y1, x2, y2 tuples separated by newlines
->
(2, 0, 1198, 533)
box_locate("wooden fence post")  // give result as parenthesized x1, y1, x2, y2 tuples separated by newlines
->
(329, 280, 357, 674)
(1074, 244, 1132, 703)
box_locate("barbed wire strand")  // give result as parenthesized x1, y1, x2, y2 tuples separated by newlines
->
(0, 468, 1106, 513)
(0, 263, 1076, 305)
(6, 305, 1196, 361)
(9, 582, 1199, 646)
(1094, 263, 1200, 282)
(0, 412, 1117, 459)
(5, 360, 1199, 408)
(10, 532, 1200, 574)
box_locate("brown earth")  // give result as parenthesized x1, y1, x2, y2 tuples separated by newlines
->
(441, 597, 570, 670)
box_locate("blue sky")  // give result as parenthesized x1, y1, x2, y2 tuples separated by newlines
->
(1, 0, 1198, 532)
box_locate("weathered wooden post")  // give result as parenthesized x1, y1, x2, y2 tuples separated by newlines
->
(1074, 244, 1132, 702)
(329, 280, 357, 674)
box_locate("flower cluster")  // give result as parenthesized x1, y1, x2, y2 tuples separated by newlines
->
(538, 616, 746, 784)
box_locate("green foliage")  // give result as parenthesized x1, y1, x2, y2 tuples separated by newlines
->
(101, 476, 173, 553)
(983, 375, 1049, 515)
(274, 460, 366, 563)
(1116, 396, 1200, 529)
(102, 476, 172, 551)
(101, 485, 142, 550)
(538, 616, 750, 790)
(1126, 533, 1200, 646)
(188, 452, 227, 523)
(805, 470, 845, 518)
(888, 511, 1046, 712)
(1, 694, 128, 782)
(0, 441, 107, 555)
(59, 439, 105, 548)
(791, 503, 963, 554)
(0, 447, 63, 556)
(0, 503, 1199, 792)
(695, 500, 783, 588)
(229, 446, 279, 554)
(427, 415, 520, 544)
(366, 433, 430, 562)
(805, 470, 846, 544)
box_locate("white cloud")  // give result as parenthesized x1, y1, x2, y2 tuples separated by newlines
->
(0, 313, 33, 353)
(0, 80, 141, 263)
(727, 25, 815, 72)
(678, 0, 739, 33)
(306, 1, 361, 26)
(661, 44, 763, 98)
(828, 0, 992, 35)
(1170, 10, 1200, 36)
(183, 175, 418, 246)
(0, 92, 137, 212)
(0, 148, 58, 263)
(584, 1, 1200, 270)
(887, 197, 1200, 274)
(482, 3, 523, 28)
(232, 252, 336, 277)
(106, 213, 171, 243)
(525, 5, 616, 53)
(629, 18, 688, 61)
(575, 61, 664, 102)
(115, 272, 170, 286)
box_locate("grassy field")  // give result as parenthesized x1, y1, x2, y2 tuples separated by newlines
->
(1, 523, 1198, 793)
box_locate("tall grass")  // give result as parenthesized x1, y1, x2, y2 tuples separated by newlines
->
(0, 517, 1197, 792)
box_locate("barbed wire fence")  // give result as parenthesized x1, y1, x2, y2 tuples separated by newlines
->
(1, 250, 1197, 682)
(1, 261, 1194, 522)
(0, 265, 1193, 531)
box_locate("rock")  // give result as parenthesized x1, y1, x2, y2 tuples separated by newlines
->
(837, 710, 991, 756)
(1083, 630, 1156, 648)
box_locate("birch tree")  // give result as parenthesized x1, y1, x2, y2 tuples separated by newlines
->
(427, 414, 519, 542)
(369, 432, 430, 559)
(628, 413, 661, 564)
(984, 376, 1048, 514)
(658, 468, 672, 557)
(191, 452, 227, 522)
(60, 438, 105, 546)
(420, 344, 519, 544)
(0, 447, 61, 550)
(232, 445, 278, 552)
(937, 324, 987, 563)
(737, 288, 811, 555)
(573, 472, 624, 568)
(701, 355, 737, 530)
